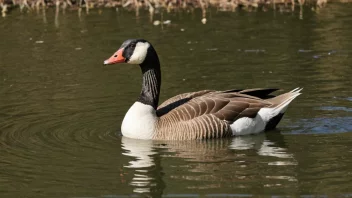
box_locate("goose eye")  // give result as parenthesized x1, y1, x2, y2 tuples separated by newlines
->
(130, 43, 136, 48)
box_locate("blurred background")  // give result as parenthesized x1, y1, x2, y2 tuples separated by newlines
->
(0, 0, 352, 197)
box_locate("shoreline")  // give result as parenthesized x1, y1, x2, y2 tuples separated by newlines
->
(1, 0, 352, 17)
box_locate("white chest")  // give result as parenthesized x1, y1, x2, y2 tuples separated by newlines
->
(121, 102, 158, 140)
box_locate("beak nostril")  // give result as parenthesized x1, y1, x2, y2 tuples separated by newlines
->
(105, 48, 124, 64)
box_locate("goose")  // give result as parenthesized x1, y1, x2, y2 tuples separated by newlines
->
(103, 39, 302, 140)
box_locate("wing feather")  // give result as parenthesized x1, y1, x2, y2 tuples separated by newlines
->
(157, 90, 271, 123)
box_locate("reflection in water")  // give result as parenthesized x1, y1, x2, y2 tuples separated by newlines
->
(26, 0, 313, 29)
(122, 137, 160, 193)
(42, 7, 47, 24)
(55, 6, 59, 28)
(121, 133, 297, 194)
(230, 135, 294, 159)
(122, 138, 156, 168)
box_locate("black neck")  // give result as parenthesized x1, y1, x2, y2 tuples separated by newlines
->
(137, 49, 161, 110)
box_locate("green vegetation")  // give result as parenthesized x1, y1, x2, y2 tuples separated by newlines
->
(0, 0, 351, 17)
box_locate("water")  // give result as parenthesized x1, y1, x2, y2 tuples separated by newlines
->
(1, 3, 352, 197)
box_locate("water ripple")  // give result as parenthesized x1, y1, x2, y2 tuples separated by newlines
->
(286, 117, 352, 134)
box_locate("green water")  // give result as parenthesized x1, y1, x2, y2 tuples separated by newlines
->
(0, 3, 352, 197)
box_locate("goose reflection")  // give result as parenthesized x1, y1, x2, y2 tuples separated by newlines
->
(121, 138, 161, 193)
(121, 132, 297, 194)
(122, 138, 157, 168)
(230, 133, 294, 159)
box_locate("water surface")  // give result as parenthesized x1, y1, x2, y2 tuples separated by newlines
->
(1, 3, 352, 197)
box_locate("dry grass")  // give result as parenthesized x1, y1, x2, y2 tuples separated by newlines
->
(0, 0, 351, 17)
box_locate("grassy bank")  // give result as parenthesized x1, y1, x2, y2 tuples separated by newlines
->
(1, 0, 352, 17)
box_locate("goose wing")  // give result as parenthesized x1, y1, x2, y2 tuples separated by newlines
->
(157, 88, 278, 117)
(160, 92, 272, 122)
(155, 92, 273, 140)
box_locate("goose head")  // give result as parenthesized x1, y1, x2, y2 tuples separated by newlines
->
(104, 39, 153, 65)
(103, 39, 161, 110)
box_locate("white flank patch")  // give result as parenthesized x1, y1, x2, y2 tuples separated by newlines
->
(121, 102, 157, 139)
(230, 107, 283, 135)
(128, 42, 150, 64)
(230, 88, 302, 136)
(230, 111, 267, 136)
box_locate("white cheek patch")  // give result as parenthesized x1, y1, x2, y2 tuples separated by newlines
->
(128, 42, 150, 64)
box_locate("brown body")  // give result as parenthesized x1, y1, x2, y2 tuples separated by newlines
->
(152, 88, 299, 140)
